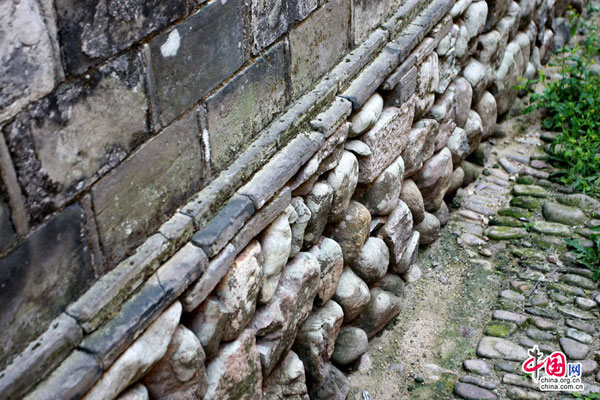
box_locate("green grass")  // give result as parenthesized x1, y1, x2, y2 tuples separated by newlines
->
(522, 7, 600, 197)
(565, 225, 600, 281)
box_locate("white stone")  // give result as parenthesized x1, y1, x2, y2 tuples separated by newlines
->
(260, 214, 292, 304)
(349, 93, 383, 137)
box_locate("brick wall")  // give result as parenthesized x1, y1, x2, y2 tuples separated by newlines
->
(0, 0, 571, 398)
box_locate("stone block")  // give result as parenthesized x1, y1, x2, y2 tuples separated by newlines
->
(67, 234, 171, 333)
(238, 133, 321, 209)
(402, 119, 438, 176)
(206, 41, 289, 173)
(92, 108, 206, 266)
(150, 0, 244, 125)
(1, 0, 60, 123)
(352, 0, 401, 45)
(23, 350, 101, 400)
(289, 0, 350, 97)
(0, 313, 82, 400)
(0, 204, 93, 370)
(79, 275, 169, 369)
(262, 351, 309, 399)
(357, 97, 416, 183)
(5, 52, 148, 221)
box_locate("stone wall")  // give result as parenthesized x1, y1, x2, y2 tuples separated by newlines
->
(0, 0, 573, 398)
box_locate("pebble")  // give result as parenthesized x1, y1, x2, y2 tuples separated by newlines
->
(479, 248, 492, 257)
(565, 328, 593, 344)
(565, 319, 595, 334)
(463, 359, 491, 375)
(559, 338, 590, 360)
(454, 382, 497, 400)
(576, 297, 598, 310)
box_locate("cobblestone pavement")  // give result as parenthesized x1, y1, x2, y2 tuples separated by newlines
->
(347, 105, 600, 399)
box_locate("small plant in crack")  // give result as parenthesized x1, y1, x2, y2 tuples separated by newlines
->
(565, 225, 600, 281)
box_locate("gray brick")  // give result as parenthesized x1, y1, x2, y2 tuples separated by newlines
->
(0, 0, 60, 124)
(414, 0, 454, 34)
(156, 243, 208, 301)
(385, 66, 417, 106)
(390, 25, 423, 60)
(182, 243, 237, 311)
(352, 0, 401, 45)
(340, 46, 400, 110)
(0, 204, 93, 370)
(382, 55, 417, 90)
(191, 195, 255, 257)
(231, 187, 292, 251)
(310, 97, 353, 137)
(66, 234, 171, 333)
(92, 108, 207, 267)
(329, 29, 388, 90)
(238, 133, 322, 209)
(206, 41, 289, 173)
(23, 350, 101, 400)
(159, 213, 195, 250)
(5, 52, 148, 222)
(54, 0, 189, 74)
(79, 275, 168, 369)
(150, 0, 244, 125)
(0, 313, 82, 400)
(289, 0, 350, 97)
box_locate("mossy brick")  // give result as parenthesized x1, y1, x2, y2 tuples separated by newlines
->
(497, 207, 530, 219)
(206, 41, 289, 173)
(0, 204, 93, 370)
(560, 274, 597, 290)
(512, 184, 547, 198)
(289, 0, 350, 98)
(484, 321, 517, 337)
(150, 0, 244, 125)
(489, 216, 523, 227)
(67, 234, 171, 333)
(22, 350, 101, 400)
(192, 195, 255, 257)
(79, 275, 168, 368)
(510, 196, 541, 210)
(531, 221, 571, 237)
(516, 176, 536, 185)
(92, 108, 207, 267)
(547, 282, 585, 297)
(54, 0, 189, 75)
(4, 52, 148, 221)
(485, 226, 527, 240)
(542, 202, 586, 225)
(0, 314, 82, 400)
